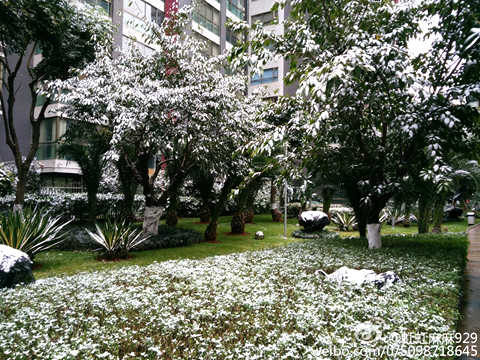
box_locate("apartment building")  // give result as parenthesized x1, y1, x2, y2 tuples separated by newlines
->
(0, 0, 247, 192)
(247, 0, 296, 100)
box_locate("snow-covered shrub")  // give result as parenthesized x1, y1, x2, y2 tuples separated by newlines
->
(0, 234, 466, 359)
(176, 196, 202, 217)
(287, 202, 302, 218)
(0, 193, 145, 220)
(98, 161, 120, 193)
(0, 164, 15, 197)
(253, 180, 270, 214)
(2, 160, 41, 194)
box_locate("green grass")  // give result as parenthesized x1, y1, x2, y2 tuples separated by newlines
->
(33, 215, 470, 279)
(326, 218, 470, 237)
(33, 214, 302, 279)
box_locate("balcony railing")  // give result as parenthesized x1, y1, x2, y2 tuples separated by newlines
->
(193, 12, 220, 35)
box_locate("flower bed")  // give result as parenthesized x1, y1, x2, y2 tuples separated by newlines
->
(0, 234, 466, 359)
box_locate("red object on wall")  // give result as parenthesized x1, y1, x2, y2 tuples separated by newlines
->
(165, 0, 179, 18)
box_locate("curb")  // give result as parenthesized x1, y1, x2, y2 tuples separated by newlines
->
(466, 223, 480, 234)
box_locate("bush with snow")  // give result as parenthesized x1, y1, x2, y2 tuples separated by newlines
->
(0, 233, 466, 359)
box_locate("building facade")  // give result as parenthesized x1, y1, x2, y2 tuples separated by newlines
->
(247, 0, 296, 100)
(0, 0, 247, 192)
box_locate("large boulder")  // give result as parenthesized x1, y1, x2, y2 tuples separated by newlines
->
(322, 266, 400, 289)
(0, 245, 35, 289)
(298, 210, 330, 232)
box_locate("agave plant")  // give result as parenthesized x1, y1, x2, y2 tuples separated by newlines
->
(332, 211, 357, 232)
(85, 219, 148, 259)
(0, 207, 72, 259)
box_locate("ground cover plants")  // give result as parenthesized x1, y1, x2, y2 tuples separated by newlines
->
(0, 229, 467, 359)
(28, 216, 470, 279)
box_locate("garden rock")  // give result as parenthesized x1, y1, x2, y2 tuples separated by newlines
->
(0, 245, 35, 288)
(445, 206, 463, 220)
(255, 231, 264, 240)
(58, 224, 98, 250)
(298, 211, 330, 232)
(321, 266, 400, 288)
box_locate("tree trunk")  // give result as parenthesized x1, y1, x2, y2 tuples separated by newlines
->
(199, 207, 210, 223)
(431, 193, 446, 233)
(367, 223, 381, 249)
(204, 176, 240, 242)
(117, 156, 136, 222)
(322, 186, 334, 214)
(244, 207, 254, 223)
(205, 221, 218, 242)
(165, 179, 181, 227)
(230, 211, 245, 234)
(270, 179, 281, 222)
(87, 188, 97, 224)
(166, 208, 178, 226)
(403, 203, 411, 227)
(143, 206, 163, 235)
(417, 195, 432, 234)
(14, 173, 26, 210)
(366, 206, 383, 249)
(205, 205, 222, 242)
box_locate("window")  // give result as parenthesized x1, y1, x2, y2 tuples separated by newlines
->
(251, 68, 278, 85)
(192, 32, 220, 57)
(251, 11, 277, 26)
(122, 36, 154, 56)
(85, 0, 111, 16)
(124, 0, 145, 17)
(123, 12, 147, 32)
(193, 0, 220, 35)
(37, 117, 69, 160)
(226, 28, 242, 45)
(151, 7, 164, 27)
(227, 0, 245, 19)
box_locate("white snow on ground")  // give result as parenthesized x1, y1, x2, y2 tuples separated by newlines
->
(0, 237, 463, 359)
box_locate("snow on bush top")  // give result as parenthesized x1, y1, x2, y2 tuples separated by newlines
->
(0, 236, 465, 359)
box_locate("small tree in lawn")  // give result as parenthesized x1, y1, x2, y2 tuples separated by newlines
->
(58, 121, 111, 223)
(189, 165, 216, 223)
(203, 95, 264, 242)
(0, 0, 111, 211)
(231, 0, 480, 249)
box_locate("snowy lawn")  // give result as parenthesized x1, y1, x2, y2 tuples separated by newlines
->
(0, 233, 467, 359)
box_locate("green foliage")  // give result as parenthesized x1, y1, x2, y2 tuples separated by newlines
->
(85, 219, 148, 259)
(0, 0, 113, 206)
(58, 121, 112, 223)
(0, 207, 72, 259)
(0, 0, 112, 81)
(0, 164, 15, 197)
(332, 211, 357, 231)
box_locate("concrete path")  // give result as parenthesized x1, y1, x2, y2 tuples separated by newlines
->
(458, 225, 480, 360)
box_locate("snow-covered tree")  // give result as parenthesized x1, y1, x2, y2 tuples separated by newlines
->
(231, 0, 479, 248)
(0, 0, 112, 210)
(50, 12, 262, 235)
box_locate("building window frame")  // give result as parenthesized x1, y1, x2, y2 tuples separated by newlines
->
(251, 67, 279, 85)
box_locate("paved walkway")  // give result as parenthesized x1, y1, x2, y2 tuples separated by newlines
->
(459, 225, 480, 360)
